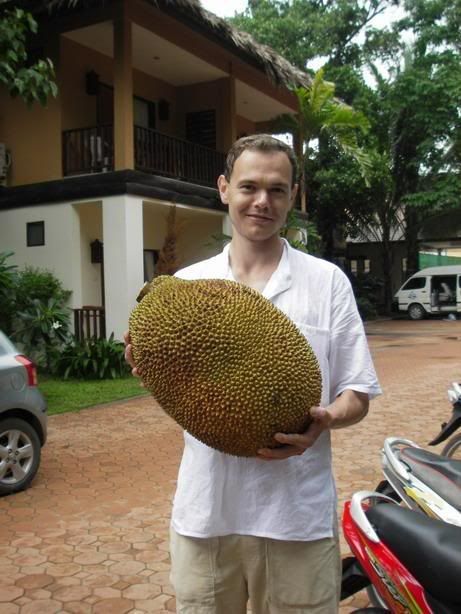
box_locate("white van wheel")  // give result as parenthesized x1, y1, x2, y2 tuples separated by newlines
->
(408, 303, 425, 320)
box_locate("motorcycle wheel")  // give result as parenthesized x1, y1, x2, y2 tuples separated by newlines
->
(442, 433, 461, 459)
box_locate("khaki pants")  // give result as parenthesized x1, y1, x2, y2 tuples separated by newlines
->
(170, 529, 341, 614)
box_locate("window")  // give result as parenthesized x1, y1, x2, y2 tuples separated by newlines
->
(348, 258, 371, 275)
(27, 221, 45, 246)
(401, 277, 426, 291)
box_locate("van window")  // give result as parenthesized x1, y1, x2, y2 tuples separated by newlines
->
(401, 277, 426, 291)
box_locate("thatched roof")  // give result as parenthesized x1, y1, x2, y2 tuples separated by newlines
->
(151, 0, 312, 89)
(14, 0, 311, 90)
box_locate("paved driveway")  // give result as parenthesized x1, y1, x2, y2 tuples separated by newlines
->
(1, 317, 460, 613)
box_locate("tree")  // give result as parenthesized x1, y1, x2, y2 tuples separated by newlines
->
(232, 0, 461, 310)
(278, 69, 371, 214)
(392, 0, 461, 273)
(230, 0, 397, 71)
(0, 5, 57, 105)
(155, 206, 182, 276)
(230, 0, 394, 249)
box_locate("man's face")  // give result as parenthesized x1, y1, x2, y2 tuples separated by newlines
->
(218, 150, 298, 244)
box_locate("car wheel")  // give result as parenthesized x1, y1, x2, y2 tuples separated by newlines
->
(0, 418, 41, 496)
(408, 303, 425, 320)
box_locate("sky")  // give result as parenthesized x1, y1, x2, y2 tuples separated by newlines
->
(200, 1, 248, 17)
(201, 1, 405, 24)
(200, 1, 409, 78)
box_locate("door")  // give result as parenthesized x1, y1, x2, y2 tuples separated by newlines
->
(431, 275, 457, 312)
(397, 276, 428, 311)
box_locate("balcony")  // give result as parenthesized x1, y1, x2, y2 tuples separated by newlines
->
(62, 125, 225, 187)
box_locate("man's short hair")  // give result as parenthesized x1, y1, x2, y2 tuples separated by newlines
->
(224, 134, 298, 187)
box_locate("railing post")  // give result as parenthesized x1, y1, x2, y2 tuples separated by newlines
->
(73, 307, 106, 342)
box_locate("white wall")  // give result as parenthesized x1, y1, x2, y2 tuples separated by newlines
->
(142, 199, 226, 270)
(0, 198, 228, 342)
(77, 202, 104, 306)
(0, 202, 82, 308)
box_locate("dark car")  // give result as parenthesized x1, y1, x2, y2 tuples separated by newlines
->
(0, 330, 47, 495)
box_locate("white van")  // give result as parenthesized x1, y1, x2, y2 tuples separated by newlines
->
(394, 265, 461, 320)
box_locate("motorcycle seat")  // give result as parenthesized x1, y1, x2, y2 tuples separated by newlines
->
(367, 503, 461, 608)
(399, 446, 461, 511)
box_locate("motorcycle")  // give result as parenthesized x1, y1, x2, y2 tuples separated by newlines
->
(378, 436, 461, 527)
(429, 382, 461, 459)
(341, 491, 461, 613)
(367, 435, 461, 608)
(373, 381, 461, 525)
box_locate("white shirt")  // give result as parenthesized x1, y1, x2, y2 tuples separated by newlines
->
(171, 240, 381, 541)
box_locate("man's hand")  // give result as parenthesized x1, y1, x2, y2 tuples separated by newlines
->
(257, 390, 369, 461)
(257, 406, 331, 460)
(123, 331, 143, 381)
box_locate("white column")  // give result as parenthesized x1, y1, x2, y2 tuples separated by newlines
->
(102, 195, 143, 340)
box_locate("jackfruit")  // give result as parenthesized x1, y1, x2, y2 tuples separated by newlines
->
(129, 275, 322, 457)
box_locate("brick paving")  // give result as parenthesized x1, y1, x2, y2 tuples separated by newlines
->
(1, 317, 460, 613)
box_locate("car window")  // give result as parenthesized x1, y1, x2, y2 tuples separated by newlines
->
(401, 277, 426, 291)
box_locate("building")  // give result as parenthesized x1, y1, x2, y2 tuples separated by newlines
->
(346, 208, 461, 310)
(0, 0, 309, 339)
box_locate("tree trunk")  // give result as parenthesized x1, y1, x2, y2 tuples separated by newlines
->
(293, 132, 307, 214)
(405, 207, 420, 277)
(380, 235, 394, 314)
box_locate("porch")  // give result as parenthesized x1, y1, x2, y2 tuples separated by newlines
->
(62, 125, 226, 187)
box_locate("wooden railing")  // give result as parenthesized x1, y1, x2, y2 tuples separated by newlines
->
(62, 125, 225, 186)
(63, 125, 114, 175)
(73, 307, 106, 342)
(134, 126, 225, 186)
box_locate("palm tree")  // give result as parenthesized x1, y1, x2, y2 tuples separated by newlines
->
(280, 68, 371, 214)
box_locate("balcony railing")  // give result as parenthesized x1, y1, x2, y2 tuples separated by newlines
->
(62, 125, 225, 187)
(63, 125, 114, 175)
(134, 126, 225, 186)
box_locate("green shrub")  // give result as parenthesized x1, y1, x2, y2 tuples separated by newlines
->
(349, 273, 383, 320)
(13, 297, 71, 371)
(355, 295, 378, 320)
(1, 254, 73, 366)
(0, 251, 17, 332)
(14, 266, 71, 314)
(57, 334, 130, 380)
(280, 210, 322, 255)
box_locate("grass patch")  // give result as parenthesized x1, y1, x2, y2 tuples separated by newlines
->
(38, 374, 148, 416)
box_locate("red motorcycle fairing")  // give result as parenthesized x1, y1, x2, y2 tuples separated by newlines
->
(343, 499, 432, 613)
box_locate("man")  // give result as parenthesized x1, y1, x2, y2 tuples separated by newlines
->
(126, 134, 381, 613)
